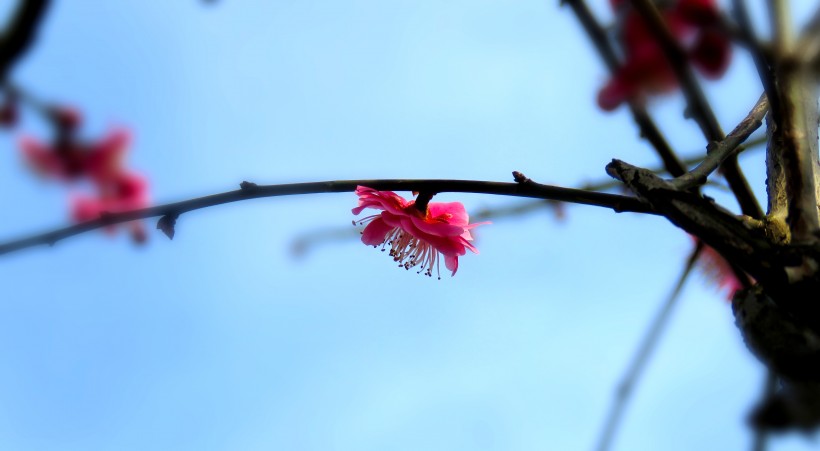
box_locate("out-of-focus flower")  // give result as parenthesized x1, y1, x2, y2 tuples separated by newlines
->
(20, 128, 129, 181)
(352, 186, 486, 277)
(598, 0, 732, 111)
(18, 111, 150, 243)
(71, 171, 150, 242)
(692, 237, 744, 300)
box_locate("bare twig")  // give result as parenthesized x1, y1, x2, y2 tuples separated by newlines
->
(626, 0, 764, 218)
(292, 141, 767, 256)
(731, 0, 782, 123)
(562, 0, 687, 177)
(595, 242, 703, 451)
(768, 0, 793, 58)
(797, 5, 820, 66)
(0, 177, 658, 256)
(567, 0, 762, 218)
(0, 0, 51, 82)
(628, 0, 723, 141)
(671, 94, 769, 190)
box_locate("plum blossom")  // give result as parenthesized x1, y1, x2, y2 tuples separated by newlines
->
(352, 186, 486, 278)
(598, 0, 732, 111)
(19, 114, 150, 243)
(20, 127, 129, 182)
(71, 171, 150, 243)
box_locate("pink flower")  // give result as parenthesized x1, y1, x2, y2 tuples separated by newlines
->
(71, 172, 150, 220)
(352, 186, 486, 278)
(19, 121, 151, 243)
(598, 0, 732, 111)
(71, 171, 150, 243)
(19, 128, 130, 181)
(692, 237, 744, 300)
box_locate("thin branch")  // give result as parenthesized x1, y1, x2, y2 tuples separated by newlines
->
(626, 0, 765, 218)
(671, 93, 769, 190)
(731, 0, 782, 123)
(0, 177, 658, 256)
(562, 0, 687, 177)
(768, 0, 793, 58)
(0, 0, 51, 82)
(566, 0, 762, 218)
(628, 0, 724, 142)
(797, 5, 820, 65)
(292, 141, 768, 256)
(595, 242, 703, 451)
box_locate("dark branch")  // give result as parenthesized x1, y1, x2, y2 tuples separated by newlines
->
(0, 0, 51, 82)
(628, 0, 724, 141)
(731, 0, 782, 124)
(607, 159, 789, 288)
(291, 143, 768, 257)
(671, 93, 769, 190)
(562, 0, 687, 177)
(0, 177, 657, 256)
(626, 0, 764, 218)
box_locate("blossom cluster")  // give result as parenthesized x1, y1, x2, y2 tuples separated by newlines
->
(598, 0, 732, 110)
(18, 106, 150, 242)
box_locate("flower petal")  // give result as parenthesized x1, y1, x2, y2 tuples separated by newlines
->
(410, 214, 466, 237)
(428, 201, 470, 226)
(360, 215, 394, 246)
(444, 255, 459, 276)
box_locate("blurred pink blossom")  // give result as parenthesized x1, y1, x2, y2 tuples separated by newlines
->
(693, 237, 744, 300)
(18, 118, 150, 243)
(598, 0, 732, 111)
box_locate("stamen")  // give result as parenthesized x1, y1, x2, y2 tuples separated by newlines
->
(369, 226, 441, 278)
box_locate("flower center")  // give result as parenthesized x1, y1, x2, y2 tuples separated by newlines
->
(354, 215, 442, 279)
(383, 227, 441, 279)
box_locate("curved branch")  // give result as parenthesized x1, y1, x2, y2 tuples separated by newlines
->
(0, 177, 657, 256)
(291, 144, 773, 256)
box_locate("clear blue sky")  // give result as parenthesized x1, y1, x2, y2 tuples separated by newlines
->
(0, 1, 816, 450)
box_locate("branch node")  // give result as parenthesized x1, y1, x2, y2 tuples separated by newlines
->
(157, 213, 179, 240)
(512, 171, 531, 184)
(240, 181, 258, 190)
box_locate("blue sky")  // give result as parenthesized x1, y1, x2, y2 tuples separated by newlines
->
(0, 1, 817, 450)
